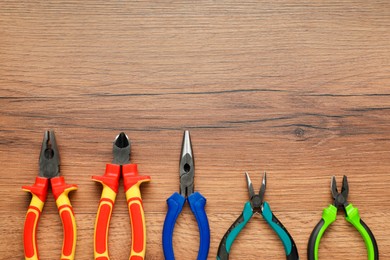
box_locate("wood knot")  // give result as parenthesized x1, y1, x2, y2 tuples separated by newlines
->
(294, 127, 305, 138)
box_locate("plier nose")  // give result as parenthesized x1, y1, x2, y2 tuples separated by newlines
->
(331, 175, 349, 208)
(39, 130, 60, 178)
(179, 130, 194, 197)
(112, 132, 131, 165)
(245, 171, 266, 212)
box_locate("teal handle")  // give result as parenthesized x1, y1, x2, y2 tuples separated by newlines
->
(216, 202, 253, 260)
(262, 202, 299, 259)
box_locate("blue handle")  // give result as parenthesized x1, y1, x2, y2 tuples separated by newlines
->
(262, 202, 295, 256)
(162, 192, 185, 260)
(188, 191, 210, 260)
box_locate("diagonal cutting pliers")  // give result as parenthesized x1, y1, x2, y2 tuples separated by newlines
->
(162, 130, 210, 260)
(217, 172, 299, 260)
(92, 132, 151, 260)
(308, 176, 379, 260)
(23, 130, 77, 260)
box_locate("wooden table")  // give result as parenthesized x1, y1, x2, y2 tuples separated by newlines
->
(1, 1, 389, 259)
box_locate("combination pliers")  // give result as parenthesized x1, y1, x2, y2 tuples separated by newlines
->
(92, 132, 151, 260)
(308, 176, 378, 260)
(217, 172, 299, 260)
(162, 130, 210, 260)
(23, 130, 77, 260)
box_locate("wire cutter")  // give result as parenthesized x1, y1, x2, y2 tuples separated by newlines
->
(23, 130, 77, 260)
(162, 130, 210, 260)
(217, 172, 299, 260)
(92, 132, 151, 260)
(308, 176, 378, 260)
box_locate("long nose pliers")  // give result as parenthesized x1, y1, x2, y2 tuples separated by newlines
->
(92, 132, 151, 260)
(23, 130, 77, 260)
(162, 130, 211, 260)
(308, 176, 379, 260)
(217, 172, 299, 260)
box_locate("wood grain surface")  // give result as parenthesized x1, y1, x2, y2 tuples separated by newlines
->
(0, 1, 389, 259)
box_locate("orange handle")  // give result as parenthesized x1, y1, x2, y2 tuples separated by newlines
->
(123, 164, 150, 260)
(93, 164, 120, 260)
(23, 177, 48, 260)
(51, 177, 77, 260)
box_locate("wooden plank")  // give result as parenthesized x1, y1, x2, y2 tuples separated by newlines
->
(0, 1, 389, 259)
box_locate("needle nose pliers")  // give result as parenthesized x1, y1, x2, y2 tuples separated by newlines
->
(23, 130, 77, 260)
(162, 130, 210, 260)
(92, 132, 151, 260)
(217, 172, 299, 260)
(308, 176, 379, 260)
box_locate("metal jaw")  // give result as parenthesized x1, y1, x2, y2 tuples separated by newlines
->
(112, 132, 131, 165)
(179, 130, 194, 197)
(245, 172, 266, 213)
(39, 130, 60, 178)
(331, 175, 349, 209)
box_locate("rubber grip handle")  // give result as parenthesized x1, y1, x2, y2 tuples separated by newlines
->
(51, 177, 77, 260)
(93, 185, 117, 260)
(123, 164, 150, 260)
(123, 170, 150, 260)
(187, 192, 210, 260)
(128, 199, 146, 260)
(217, 201, 253, 260)
(162, 192, 185, 260)
(345, 204, 379, 260)
(261, 202, 299, 260)
(92, 164, 121, 260)
(23, 177, 49, 260)
(307, 205, 337, 260)
(92, 164, 120, 260)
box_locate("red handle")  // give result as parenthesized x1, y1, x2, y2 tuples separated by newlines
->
(22, 177, 49, 260)
(128, 197, 146, 260)
(123, 164, 150, 260)
(51, 177, 77, 260)
(93, 164, 120, 260)
(94, 196, 115, 260)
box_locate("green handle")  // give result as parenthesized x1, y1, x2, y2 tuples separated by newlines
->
(308, 204, 379, 260)
(345, 204, 379, 260)
(307, 205, 337, 260)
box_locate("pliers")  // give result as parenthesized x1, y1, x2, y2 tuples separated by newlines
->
(92, 132, 151, 260)
(308, 176, 379, 260)
(217, 172, 299, 260)
(23, 130, 77, 260)
(162, 130, 210, 260)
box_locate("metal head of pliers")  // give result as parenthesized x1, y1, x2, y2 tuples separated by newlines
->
(179, 130, 194, 197)
(112, 132, 131, 165)
(245, 171, 266, 213)
(39, 130, 60, 179)
(331, 175, 350, 211)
